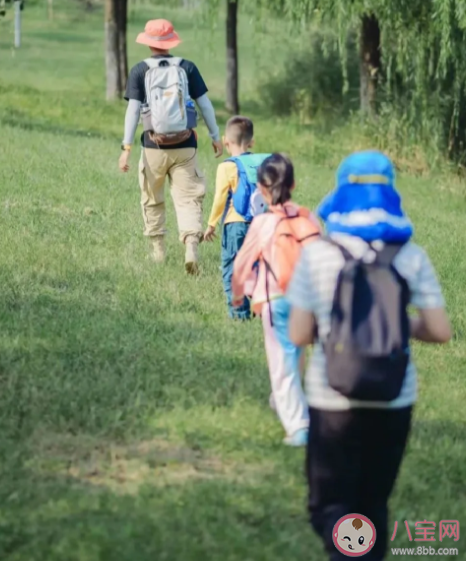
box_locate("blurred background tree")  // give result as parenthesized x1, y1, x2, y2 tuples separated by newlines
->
(19, 0, 463, 162)
(105, 0, 127, 100)
(200, 0, 466, 162)
(225, 0, 239, 113)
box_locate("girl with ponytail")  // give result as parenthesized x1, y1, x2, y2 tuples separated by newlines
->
(232, 153, 321, 446)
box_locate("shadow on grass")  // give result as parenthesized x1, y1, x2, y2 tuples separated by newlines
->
(1, 420, 465, 560)
(0, 260, 464, 560)
(0, 114, 120, 142)
(209, 98, 270, 124)
(0, 82, 273, 144)
(26, 30, 97, 43)
(403, 418, 466, 497)
(0, 264, 267, 441)
(0, 446, 316, 561)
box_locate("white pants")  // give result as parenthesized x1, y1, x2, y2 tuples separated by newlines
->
(261, 299, 309, 437)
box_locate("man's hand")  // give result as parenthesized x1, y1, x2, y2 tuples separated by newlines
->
(119, 150, 130, 172)
(204, 225, 216, 242)
(212, 140, 223, 158)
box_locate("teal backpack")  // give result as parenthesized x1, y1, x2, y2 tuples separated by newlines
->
(226, 153, 271, 222)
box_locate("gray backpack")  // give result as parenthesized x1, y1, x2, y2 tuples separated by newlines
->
(141, 57, 197, 145)
(324, 239, 410, 401)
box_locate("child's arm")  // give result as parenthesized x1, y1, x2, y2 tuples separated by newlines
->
(287, 248, 318, 346)
(204, 163, 233, 241)
(409, 248, 451, 344)
(231, 219, 262, 305)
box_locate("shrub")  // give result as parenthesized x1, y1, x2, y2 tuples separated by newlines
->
(259, 27, 359, 123)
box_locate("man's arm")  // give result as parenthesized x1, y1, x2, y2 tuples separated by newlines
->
(195, 93, 220, 141)
(186, 61, 223, 157)
(119, 99, 141, 173)
(119, 64, 145, 172)
(123, 99, 141, 146)
(195, 93, 222, 157)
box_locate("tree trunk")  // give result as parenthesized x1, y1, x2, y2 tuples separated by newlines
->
(105, 0, 119, 100)
(359, 14, 381, 115)
(225, 0, 239, 114)
(47, 0, 53, 20)
(105, 0, 127, 100)
(117, 0, 128, 94)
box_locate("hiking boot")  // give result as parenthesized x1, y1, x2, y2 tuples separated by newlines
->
(150, 235, 165, 263)
(185, 235, 199, 275)
(283, 428, 309, 447)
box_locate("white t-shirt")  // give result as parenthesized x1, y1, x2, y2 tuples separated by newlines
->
(286, 234, 445, 410)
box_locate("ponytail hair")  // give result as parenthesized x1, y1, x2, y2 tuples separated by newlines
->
(257, 153, 294, 205)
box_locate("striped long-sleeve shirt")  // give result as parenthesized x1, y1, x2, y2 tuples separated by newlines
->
(286, 234, 446, 411)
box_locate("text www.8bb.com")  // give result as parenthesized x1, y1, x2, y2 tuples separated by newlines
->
(391, 546, 459, 556)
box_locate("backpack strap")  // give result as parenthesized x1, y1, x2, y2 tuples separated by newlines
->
(373, 243, 410, 300)
(325, 237, 406, 266)
(144, 57, 163, 68)
(169, 57, 183, 66)
(322, 236, 355, 262)
(372, 243, 405, 267)
(221, 156, 246, 225)
(226, 154, 252, 183)
(144, 57, 183, 68)
(262, 257, 276, 327)
(272, 207, 320, 244)
(223, 154, 254, 223)
(268, 204, 294, 222)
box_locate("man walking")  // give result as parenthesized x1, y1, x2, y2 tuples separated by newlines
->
(119, 19, 223, 274)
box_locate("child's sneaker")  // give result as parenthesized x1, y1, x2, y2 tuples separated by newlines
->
(283, 428, 308, 447)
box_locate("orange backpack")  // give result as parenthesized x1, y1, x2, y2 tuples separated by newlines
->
(263, 206, 321, 293)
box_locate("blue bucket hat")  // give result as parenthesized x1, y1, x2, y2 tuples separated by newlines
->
(317, 150, 413, 242)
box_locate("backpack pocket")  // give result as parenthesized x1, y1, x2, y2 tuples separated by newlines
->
(186, 101, 198, 129)
(324, 242, 411, 402)
(146, 65, 188, 134)
(151, 84, 186, 133)
(232, 184, 253, 218)
(325, 343, 409, 401)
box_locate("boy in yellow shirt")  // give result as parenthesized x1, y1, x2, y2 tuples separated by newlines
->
(204, 116, 269, 319)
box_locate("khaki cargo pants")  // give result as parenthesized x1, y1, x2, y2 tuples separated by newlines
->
(139, 147, 206, 243)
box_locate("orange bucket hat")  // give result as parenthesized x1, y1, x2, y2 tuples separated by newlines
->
(136, 19, 181, 50)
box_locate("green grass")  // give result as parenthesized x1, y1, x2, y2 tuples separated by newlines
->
(1, 2, 466, 560)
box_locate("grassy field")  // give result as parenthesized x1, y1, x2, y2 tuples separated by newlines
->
(0, 2, 465, 560)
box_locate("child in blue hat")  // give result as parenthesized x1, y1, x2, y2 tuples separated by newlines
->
(286, 150, 451, 560)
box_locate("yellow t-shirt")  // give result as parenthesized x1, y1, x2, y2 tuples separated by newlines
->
(207, 161, 245, 227)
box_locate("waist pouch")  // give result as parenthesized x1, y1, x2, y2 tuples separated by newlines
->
(142, 106, 195, 146)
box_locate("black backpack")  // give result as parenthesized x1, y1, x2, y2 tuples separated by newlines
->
(324, 239, 411, 401)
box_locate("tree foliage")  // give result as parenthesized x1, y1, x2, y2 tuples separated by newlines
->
(201, 0, 466, 157)
(259, 1, 464, 92)
(257, 0, 466, 154)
